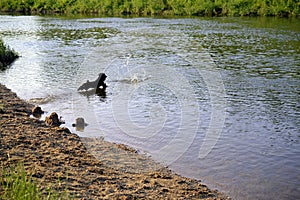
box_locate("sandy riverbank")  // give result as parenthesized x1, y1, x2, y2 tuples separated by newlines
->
(0, 83, 229, 199)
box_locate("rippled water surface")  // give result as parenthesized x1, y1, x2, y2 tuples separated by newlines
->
(0, 16, 299, 199)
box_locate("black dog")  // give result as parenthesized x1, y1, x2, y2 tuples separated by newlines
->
(78, 73, 107, 91)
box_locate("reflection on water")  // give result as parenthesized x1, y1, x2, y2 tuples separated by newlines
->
(38, 27, 119, 42)
(79, 88, 107, 99)
(0, 16, 299, 200)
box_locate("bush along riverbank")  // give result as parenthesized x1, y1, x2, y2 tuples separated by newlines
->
(0, 0, 299, 17)
(0, 39, 19, 70)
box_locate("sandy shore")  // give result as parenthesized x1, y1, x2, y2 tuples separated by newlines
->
(0, 83, 229, 199)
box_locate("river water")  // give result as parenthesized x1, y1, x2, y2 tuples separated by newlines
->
(0, 15, 299, 199)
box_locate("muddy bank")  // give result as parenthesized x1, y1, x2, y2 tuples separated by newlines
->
(0, 83, 229, 199)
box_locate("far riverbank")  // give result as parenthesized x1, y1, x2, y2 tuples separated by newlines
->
(0, 0, 299, 17)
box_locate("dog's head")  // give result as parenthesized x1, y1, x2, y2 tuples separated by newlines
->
(99, 73, 107, 82)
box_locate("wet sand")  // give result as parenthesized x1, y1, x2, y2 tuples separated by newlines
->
(0, 83, 229, 199)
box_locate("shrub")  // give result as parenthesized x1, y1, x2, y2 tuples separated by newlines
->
(0, 39, 19, 70)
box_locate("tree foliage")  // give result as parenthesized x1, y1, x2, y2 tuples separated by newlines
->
(0, 0, 299, 17)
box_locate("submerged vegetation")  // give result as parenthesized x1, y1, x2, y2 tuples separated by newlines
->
(0, 39, 19, 70)
(0, 0, 299, 17)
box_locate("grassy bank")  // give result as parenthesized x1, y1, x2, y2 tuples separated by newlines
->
(0, 163, 68, 200)
(0, 0, 299, 17)
(0, 39, 19, 70)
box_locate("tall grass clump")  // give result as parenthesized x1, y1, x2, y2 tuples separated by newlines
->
(1, 163, 41, 200)
(0, 39, 19, 70)
(0, 163, 69, 200)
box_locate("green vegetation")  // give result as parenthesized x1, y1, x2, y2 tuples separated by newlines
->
(0, 39, 19, 70)
(0, 163, 69, 199)
(0, 0, 299, 17)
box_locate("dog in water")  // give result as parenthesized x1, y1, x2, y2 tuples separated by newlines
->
(78, 73, 107, 91)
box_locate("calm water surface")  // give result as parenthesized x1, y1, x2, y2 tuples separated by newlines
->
(0, 16, 299, 199)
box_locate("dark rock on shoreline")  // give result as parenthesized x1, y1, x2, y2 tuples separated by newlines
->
(45, 112, 63, 127)
(32, 105, 44, 118)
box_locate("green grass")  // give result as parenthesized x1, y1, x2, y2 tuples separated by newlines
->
(0, 39, 19, 70)
(0, 0, 299, 17)
(0, 163, 70, 200)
